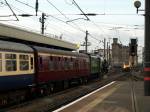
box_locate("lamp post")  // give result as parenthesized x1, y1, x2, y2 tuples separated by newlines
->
(143, 0, 150, 96)
(134, 0, 150, 96)
(134, 0, 141, 14)
(85, 30, 88, 53)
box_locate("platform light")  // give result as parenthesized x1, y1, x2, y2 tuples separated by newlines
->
(76, 43, 80, 49)
(134, 0, 141, 14)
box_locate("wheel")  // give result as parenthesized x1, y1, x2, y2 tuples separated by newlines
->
(63, 80, 69, 89)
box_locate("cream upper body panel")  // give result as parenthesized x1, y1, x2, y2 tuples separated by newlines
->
(0, 40, 34, 76)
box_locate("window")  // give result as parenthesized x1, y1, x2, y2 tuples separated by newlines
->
(63, 58, 72, 70)
(19, 55, 29, 71)
(84, 60, 87, 69)
(0, 53, 2, 72)
(75, 60, 79, 69)
(30, 57, 34, 69)
(0, 60, 2, 72)
(48, 56, 54, 71)
(19, 55, 29, 60)
(38, 56, 43, 71)
(39, 57, 42, 64)
(5, 54, 17, 71)
(58, 57, 61, 61)
(69, 61, 73, 70)
(53, 57, 58, 69)
(48, 60, 53, 71)
(64, 58, 68, 70)
(57, 57, 61, 70)
(61, 58, 65, 69)
(6, 54, 16, 59)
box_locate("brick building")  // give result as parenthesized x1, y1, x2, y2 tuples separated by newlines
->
(112, 38, 130, 67)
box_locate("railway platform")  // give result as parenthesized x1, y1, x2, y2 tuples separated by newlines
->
(54, 80, 150, 112)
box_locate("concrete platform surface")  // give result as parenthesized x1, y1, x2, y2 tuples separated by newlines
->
(53, 81, 150, 112)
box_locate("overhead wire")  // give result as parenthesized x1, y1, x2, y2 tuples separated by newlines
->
(9, 2, 73, 38)
(72, 0, 90, 21)
(13, 0, 102, 44)
(14, 0, 86, 34)
(14, 0, 110, 42)
(6, 3, 41, 31)
(4, 0, 19, 21)
(46, 0, 100, 45)
(46, 0, 108, 44)
(48, 0, 143, 46)
(8, 1, 37, 18)
(46, 0, 68, 19)
(46, 0, 85, 34)
(7, 0, 87, 43)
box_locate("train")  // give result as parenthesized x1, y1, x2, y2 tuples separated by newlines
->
(0, 40, 107, 107)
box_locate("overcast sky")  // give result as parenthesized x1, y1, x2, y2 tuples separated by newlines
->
(0, 0, 145, 51)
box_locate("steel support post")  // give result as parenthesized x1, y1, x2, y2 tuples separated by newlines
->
(104, 38, 106, 59)
(144, 0, 150, 96)
(85, 30, 88, 53)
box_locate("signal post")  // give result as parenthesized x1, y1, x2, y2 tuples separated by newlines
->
(144, 0, 150, 96)
(134, 0, 150, 96)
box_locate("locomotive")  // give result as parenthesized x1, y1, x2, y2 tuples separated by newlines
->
(0, 40, 104, 107)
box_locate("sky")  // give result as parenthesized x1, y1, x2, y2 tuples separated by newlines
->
(0, 0, 145, 52)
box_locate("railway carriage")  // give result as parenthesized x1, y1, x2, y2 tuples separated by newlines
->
(0, 40, 103, 107)
(0, 40, 35, 106)
(33, 46, 90, 92)
(0, 40, 35, 91)
(89, 55, 101, 78)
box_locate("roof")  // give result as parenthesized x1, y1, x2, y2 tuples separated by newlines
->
(34, 46, 88, 58)
(0, 23, 78, 51)
(0, 40, 33, 53)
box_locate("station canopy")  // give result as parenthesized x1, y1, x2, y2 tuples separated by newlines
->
(0, 23, 78, 51)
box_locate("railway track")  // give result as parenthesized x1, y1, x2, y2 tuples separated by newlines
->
(2, 72, 125, 112)
(129, 71, 142, 112)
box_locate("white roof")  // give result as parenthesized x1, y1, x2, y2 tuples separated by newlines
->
(0, 40, 33, 52)
(0, 23, 78, 50)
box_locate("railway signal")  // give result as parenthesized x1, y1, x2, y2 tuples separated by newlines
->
(129, 38, 138, 68)
(144, 0, 150, 96)
(129, 39, 137, 56)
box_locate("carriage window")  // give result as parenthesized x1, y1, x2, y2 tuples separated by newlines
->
(48, 56, 54, 71)
(53, 57, 58, 69)
(38, 57, 43, 71)
(30, 57, 33, 69)
(0, 60, 2, 72)
(0, 53, 2, 72)
(64, 58, 68, 70)
(58, 57, 61, 61)
(5, 54, 16, 59)
(0, 53, 1, 59)
(70, 61, 73, 70)
(56, 57, 61, 70)
(19, 55, 29, 71)
(39, 57, 42, 64)
(5, 54, 17, 71)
